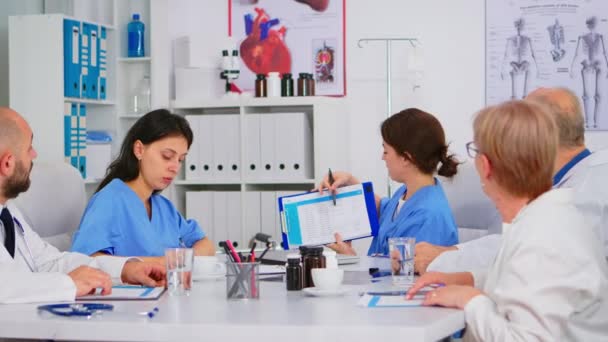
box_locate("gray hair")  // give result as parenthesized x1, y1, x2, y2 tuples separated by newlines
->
(527, 87, 585, 148)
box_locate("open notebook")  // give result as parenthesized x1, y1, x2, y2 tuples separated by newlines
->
(76, 285, 165, 301)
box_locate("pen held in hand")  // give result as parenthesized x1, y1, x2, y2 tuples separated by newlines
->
(328, 168, 337, 206)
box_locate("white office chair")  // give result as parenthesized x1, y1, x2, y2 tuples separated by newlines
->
(13, 162, 86, 251)
(439, 161, 502, 243)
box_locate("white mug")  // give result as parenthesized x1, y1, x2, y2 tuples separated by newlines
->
(193, 256, 226, 278)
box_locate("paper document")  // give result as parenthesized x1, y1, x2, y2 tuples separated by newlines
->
(358, 294, 424, 308)
(278, 182, 379, 248)
(76, 285, 165, 301)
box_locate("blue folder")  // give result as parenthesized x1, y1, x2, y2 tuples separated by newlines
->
(98, 26, 107, 100)
(81, 23, 99, 99)
(77, 104, 87, 178)
(278, 182, 379, 249)
(63, 19, 80, 98)
(64, 102, 79, 171)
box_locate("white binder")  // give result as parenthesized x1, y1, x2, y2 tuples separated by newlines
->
(260, 191, 278, 240)
(245, 114, 261, 180)
(243, 191, 262, 242)
(211, 115, 240, 181)
(226, 191, 242, 245)
(259, 115, 276, 180)
(212, 191, 229, 243)
(198, 115, 214, 181)
(184, 115, 200, 180)
(224, 115, 240, 181)
(274, 113, 313, 180)
(185, 191, 213, 239)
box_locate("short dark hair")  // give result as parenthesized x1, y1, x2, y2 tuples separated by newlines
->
(97, 109, 193, 192)
(380, 108, 458, 178)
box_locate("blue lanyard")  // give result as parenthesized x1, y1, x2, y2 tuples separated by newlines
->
(553, 149, 591, 186)
(38, 303, 114, 317)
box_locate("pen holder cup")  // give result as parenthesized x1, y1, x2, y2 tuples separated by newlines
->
(226, 262, 260, 300)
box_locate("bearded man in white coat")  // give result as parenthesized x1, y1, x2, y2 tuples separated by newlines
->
(0, 107, 166, 304)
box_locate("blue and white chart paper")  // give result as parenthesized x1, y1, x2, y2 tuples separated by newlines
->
(279, 182, 379, 249)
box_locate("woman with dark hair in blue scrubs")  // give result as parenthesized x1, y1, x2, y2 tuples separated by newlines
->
(318, 108, 459, 256)
(71, 109, 215, 263)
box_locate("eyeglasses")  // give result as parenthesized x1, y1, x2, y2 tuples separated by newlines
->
(466, 141, 479, 158)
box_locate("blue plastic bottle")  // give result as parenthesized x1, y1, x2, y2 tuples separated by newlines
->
(127, 13, 145, 57)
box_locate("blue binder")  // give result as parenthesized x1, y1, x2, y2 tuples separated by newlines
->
(80, 22, 90, 99)
(81, 23, 99, 99)
(77, 104, 87, 178)
(63, 19, 80, 98)
(64, 102, 79, 170)
(98, 26, 107, 100)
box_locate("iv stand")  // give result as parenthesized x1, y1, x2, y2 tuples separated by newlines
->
(357, 38, 419, 197)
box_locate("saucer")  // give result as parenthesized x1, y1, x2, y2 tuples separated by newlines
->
(192, 270, 225, 282)
(302, 286, 348, 297)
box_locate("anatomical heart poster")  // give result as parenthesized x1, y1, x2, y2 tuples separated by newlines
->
(487, 0, 608, 130)
(230, 0, 345, 96)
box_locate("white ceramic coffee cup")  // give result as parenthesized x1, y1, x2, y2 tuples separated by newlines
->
(311, 268, 344, 290)
(193, 256, 226, 278)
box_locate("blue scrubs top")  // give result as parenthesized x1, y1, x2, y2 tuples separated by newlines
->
(367, 179, 458, 256)
(71, 179, 206, 256)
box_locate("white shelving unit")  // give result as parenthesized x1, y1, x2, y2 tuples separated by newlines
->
(9, 0, 169, 198)
(171, 96, 350, 247)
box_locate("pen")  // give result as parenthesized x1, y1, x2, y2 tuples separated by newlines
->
(226, 240, 241, 263)
(248, 242, 257, 262)
(328, 168, 337, 206)
(220, 241, 235, 262)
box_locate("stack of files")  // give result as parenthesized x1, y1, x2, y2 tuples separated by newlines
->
(63, 102, 87, 178)
(63, 19, 108, 100)
(184, 115, 240, 181)
(245, 113, 313, 181)
(185, 191, 242, 246)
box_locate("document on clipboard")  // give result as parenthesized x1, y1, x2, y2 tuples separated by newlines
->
(76, 285, 166, 301)
(278, 182, 379, 249)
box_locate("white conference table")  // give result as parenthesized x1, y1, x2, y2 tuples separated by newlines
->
(0, 258, 465, 342)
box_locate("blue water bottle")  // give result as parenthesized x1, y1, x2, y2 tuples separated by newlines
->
(127, 13, 145, 57)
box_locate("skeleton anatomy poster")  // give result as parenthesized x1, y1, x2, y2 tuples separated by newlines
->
(230, 0, 345, 96)
(486, 0, 608, 130)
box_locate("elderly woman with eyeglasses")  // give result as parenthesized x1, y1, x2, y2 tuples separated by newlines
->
(407, 100, 608, 341)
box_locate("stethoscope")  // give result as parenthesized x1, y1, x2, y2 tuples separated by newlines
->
(37, 303, 114, 317)
(12, 216, 38, 272)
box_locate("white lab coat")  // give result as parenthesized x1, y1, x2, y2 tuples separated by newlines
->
(0, 203, 127, 304)
(428, 150, 607, 273)
(464, 188, 608, 341)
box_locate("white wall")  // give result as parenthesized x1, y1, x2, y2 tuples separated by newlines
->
(0, 0, 44, 106)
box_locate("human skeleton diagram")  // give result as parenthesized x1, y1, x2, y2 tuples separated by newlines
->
(548, 19, 566, 62)
(501, 18, 539, 99)
(570, 16, 608, 129)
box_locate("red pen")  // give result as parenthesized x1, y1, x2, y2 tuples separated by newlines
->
(226, 240, 241, 263)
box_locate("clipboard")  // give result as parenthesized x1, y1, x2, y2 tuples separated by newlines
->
(278, 182, 379, 249)
(76, 285, 166, 301)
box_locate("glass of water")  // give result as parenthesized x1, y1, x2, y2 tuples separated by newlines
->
(165, 248, 194, 296)
(388, 237, 416, 287)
